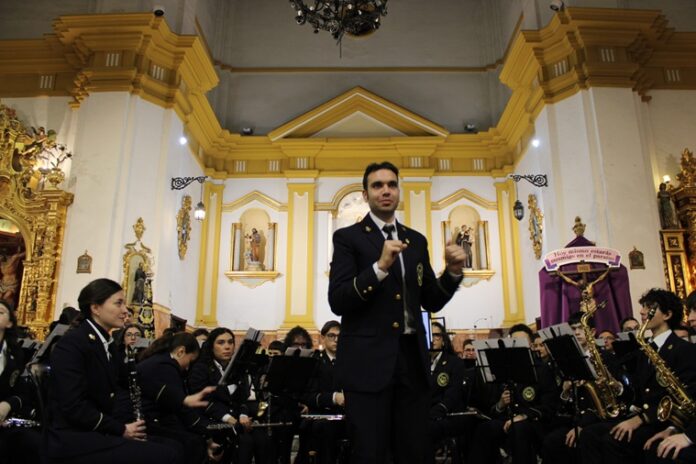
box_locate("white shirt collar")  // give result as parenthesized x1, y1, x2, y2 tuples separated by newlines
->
(652, 329, 672, 350)
(369, 212, 397, 238)
(0, 339, 6, 375)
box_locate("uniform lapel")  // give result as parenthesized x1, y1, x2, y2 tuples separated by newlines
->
(397, 221, 411, 284)
(360, 215, 385, 255)
(85, 323, 117, 388)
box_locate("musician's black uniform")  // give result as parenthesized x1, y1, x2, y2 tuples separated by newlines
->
(467, 358, 559, 464)
(426, 351, 466, 464)
(300, 350, 347, 464)
(188, 359, 272, 464)
(0, 337, 41, 464)
(46, 320, 180, 464)
(579, 332, 696, 463)
(137, 351, 209, 464)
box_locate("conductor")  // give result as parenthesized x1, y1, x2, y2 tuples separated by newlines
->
(328, 161, 466, 463)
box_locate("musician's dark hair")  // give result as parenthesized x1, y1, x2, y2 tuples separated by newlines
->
(200, 327, 235, 364)
(686, 290, 696, 311)
(139, 331, 199, 361)
(0, 299, 18, 345)
(283, 325, 313, 349)
(268, 340, 285, 353)
(568, 310, 594, 329)
(320, 320, 341, 336)
(619, 316, 639, 331)
(431, 321, 454, 355)
(192, 328, 210, 338)
(77, 278, 122, 320)
(462, 338, 475, 348)
(639, 288, 684, 330)
(508, 323, 534, 341)
(362, 161, 399, 190)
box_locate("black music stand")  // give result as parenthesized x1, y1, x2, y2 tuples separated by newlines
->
(219, 328, 264, 387)
(264, 352, 317, 397)
(613, 331, 639, 374)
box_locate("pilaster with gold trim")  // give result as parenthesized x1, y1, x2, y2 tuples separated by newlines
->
(195, 181, 224, 326)
(495, 180, 525, 325)
(282, 180, 316, 329)
(401, 173, 433, 250)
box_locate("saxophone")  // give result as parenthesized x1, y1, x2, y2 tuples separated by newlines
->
(636, 305, 696, 430)
(579, 298, 626, 419)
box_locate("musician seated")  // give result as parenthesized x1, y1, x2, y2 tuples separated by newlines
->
(188, 328, 272, 464)
(298, 320, 346, 464)
(541, 311, 627, 462)
(46, 278, 181, 464)
(0, 300, 42, 464)
(531, 333, 550, 365)
(136, 331, 217, 464)
(460, 338, 477, 368)
(598, 330, 617, 353)
(673, 324, 695, 342)
(579, 288, 696, 464)
(426, 321, 466, 464)
(467, 324, 559, 464)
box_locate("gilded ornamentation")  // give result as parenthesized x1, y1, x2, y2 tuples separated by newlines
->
(176, 195, 192, 260)
(528, 194, 543, 259)
(676, 148, 696, 188)
(122, 217, 153, 308)
(0, 105, 73, 338)
(573, 216, 586, 237)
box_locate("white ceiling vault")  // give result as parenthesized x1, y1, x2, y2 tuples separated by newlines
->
(1, 0, 695, 135)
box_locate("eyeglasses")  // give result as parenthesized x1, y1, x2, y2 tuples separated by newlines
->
(324, 333, 339, 340)
(432, 333, 444, 339)
(124, 332, 140, 338)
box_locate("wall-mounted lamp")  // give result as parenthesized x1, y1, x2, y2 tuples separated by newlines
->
(171, 176, 208, 221)
(509, 174, 549, 221)
(663, 175, 672, 184)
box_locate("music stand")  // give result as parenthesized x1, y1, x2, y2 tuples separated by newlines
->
(264, 352, 317, 397)
(219, 328, 264, 386)
(473, 337, 537, 387)
(612, 331, 639, 374)
(538, 323, 596, 383)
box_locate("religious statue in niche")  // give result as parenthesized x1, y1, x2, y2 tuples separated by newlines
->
(244, 228, 264, 270)
(228, 208, 279, 277)
(658, 182, 680, 229)
(132, 263, 147, 305)
(455, 225, 474, 269)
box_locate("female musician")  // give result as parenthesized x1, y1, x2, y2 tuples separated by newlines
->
(137, 331, 217, 464)
(46, 278, 181, 464)
(189, 327, 271, 464)
(0, 299, 41, 464)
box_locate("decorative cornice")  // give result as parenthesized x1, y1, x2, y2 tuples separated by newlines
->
(1, 9, 695, 176)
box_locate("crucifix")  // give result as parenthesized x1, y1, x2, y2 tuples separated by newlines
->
(554, 263, 612, 314)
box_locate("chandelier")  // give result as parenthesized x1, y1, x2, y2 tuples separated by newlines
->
(290, 1, 388, 41)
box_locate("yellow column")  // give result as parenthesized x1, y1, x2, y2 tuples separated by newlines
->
(402, 180, 433, 254)
(495, 180, 525, 325)
(282, 182, 316, 328)
(195, 182, 224, 326)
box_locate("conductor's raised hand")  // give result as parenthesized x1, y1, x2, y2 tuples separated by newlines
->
(444, 240, 466, 275)
(183, 385, 216, 408)
(377, 239, 407, 272)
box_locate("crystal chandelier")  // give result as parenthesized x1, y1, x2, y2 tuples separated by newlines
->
(290, 1, 388, 41)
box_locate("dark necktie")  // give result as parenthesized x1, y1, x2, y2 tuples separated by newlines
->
(382, 225, 403, 284)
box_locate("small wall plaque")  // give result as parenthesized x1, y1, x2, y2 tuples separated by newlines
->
(77, 250, 92, 274)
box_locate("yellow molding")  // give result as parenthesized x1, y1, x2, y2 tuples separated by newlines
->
(208, 183, 225, 327)
(402, 181, 433, 259)
(268, 87, 450, 140)
(221, 190, 287, 213)
(2, 9, 696, 177)
(283, 183, 316, 328)
(315, 183, 364, 212)
(505, 179, 525, 325)
(432, 189, 497, 211)
(495, 182, 512, 325)
(195, 181, 212, 325)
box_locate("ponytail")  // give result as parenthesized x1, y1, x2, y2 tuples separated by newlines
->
(139, 331, 199, 361)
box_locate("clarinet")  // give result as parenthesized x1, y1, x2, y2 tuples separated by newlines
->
(127, 349, 144, 421)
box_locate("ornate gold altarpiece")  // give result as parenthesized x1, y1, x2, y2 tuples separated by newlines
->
(0, 105, 73, 337)
(664, 148, 696, 298)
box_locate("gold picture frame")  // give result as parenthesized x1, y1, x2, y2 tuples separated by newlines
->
(528, 194, 544, 259)
(76, 250, 92, 273)
(122, 218, 154, 307)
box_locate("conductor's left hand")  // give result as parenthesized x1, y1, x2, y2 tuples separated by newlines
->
(445, 240, 466, 275)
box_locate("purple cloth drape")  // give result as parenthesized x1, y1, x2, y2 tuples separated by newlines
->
(539, 236, 633, 334)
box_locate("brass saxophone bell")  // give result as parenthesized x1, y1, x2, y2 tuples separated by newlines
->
(257, 401, 269, 418)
